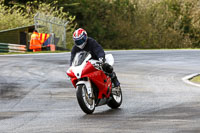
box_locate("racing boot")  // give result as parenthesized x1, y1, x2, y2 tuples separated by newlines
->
(110, 72, 120, 87)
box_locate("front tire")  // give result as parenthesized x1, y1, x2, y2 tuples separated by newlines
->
(76, 84, 95, 114)
(107, 86, 122, 109)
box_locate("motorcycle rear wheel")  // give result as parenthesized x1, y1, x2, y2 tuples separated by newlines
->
(107, 86, 122, 109)
(76, 84, 95, 114)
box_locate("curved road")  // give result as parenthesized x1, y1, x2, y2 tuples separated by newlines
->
(1, 50, 200, 133)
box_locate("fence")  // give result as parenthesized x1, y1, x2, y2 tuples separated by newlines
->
(0, 43, 26, 53)
(34, 13, 69, 50)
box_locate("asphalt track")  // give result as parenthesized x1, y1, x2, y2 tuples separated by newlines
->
(1, 50, 200, 133)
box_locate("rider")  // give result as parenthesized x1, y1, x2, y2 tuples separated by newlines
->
(70, 28, 120, 88)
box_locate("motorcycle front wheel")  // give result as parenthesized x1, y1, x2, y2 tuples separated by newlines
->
(107, 86, 122, 109)
(76, 84, 95, 114)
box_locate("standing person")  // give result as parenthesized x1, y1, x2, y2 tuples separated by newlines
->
(30, 30, 42, 52)
(70, 28, 120, 88)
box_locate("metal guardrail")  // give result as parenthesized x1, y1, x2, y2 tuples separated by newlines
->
(0, 43, 26, 53)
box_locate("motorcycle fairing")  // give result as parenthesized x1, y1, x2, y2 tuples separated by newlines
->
(81, 62, 112, 99)
(68, 61, 112, 99)
(67, 52, 113, 99)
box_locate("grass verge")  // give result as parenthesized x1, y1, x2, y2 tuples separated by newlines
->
(190, 75, 200, 83)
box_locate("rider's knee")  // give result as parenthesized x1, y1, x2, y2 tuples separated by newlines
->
(102, 63, 113, 73)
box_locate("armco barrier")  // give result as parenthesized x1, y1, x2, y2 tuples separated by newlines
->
(0, 43, 26, 53)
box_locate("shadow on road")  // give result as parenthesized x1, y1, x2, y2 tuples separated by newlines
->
(80, 108, 124, 118)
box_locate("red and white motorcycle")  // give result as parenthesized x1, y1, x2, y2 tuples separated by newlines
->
(66, 51, 122, 114)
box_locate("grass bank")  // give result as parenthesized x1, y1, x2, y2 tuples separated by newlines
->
(190, 75, 200, 84)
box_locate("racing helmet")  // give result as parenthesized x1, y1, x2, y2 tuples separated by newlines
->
(73, 28, 88, 49)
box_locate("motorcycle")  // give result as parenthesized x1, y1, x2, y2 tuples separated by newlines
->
(66, 51, 122, 114)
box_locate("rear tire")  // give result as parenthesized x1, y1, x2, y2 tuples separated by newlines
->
(76, 84, 95, 114)
(107, 86, 122, 109)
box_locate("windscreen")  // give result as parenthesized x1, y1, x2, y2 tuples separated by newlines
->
(72, 51, 90, 66)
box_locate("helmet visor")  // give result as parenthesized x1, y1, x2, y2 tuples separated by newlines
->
(75, 35, 87, 46)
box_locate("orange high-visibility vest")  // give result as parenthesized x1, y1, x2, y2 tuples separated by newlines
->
(30, 32, 42, 49)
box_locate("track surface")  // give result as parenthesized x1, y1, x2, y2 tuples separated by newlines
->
(1, 50, 200, 133)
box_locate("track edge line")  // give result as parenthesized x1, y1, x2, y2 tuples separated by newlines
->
(182, 73, 200, 88)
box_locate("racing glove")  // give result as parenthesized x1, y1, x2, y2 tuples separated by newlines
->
(98, 57, 105, 64)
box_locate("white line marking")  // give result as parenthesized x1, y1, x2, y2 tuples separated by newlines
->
(182, 73, 200, 88)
